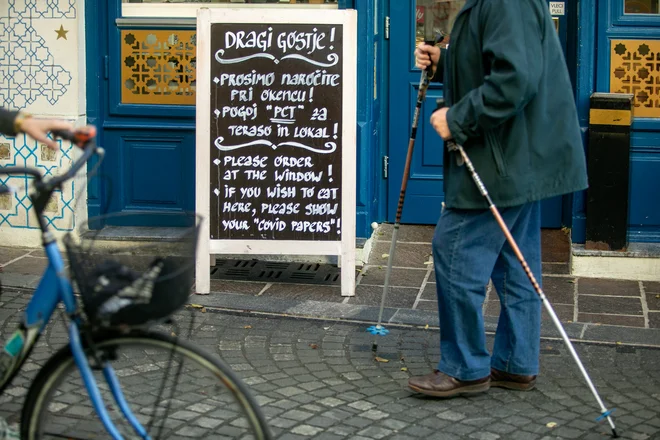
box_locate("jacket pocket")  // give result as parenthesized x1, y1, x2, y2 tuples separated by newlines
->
(485, 130, 508, 177)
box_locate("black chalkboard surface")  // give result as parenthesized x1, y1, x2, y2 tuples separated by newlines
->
(209, 23, 343, 241)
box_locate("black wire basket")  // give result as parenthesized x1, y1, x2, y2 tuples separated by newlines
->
(63, 212, 202, 328)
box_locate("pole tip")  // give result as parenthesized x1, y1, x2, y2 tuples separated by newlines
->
(611, 429, 619, 438)
(371, 343, 378, 352)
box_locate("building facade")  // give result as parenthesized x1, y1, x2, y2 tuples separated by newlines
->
(0, 0, 658, 277)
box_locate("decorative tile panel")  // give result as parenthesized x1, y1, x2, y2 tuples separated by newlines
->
(0, 133, 75, 231)
(0, 143, 10, 160)
(0, 0, 75, 109)
(610, 39, 660, 118)
(45, 195, 59, 213)
(0, 194, 11, 211)
(121, 30, 197, 105)
(41, 145, 58, 162)
(0, 1, 77, 233)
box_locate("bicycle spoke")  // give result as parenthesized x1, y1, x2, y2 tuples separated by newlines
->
(21, 332, 270, 440)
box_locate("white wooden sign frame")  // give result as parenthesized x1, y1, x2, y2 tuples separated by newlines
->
(195, 7, 357, 297)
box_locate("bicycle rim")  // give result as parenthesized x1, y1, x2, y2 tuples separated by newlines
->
(22, 331, 271, 440)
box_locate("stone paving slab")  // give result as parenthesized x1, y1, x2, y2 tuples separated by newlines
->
(190, 291, 660, 348)
(1, 223, 659, 349)
(0, 288, 657, 439)
(2, 245, 660, 348)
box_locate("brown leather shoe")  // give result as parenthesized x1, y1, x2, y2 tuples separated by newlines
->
(490, 368, 537, 391)
(408, 370, 490, 398)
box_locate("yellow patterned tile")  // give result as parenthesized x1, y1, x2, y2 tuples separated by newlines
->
(0, 143, 10, 160)
(610, 40, 660, 118)
(40, 144, 58, 162)
(45, 196, 58, 213)
(121, 30, 196, 105)
(0, 193, 11, 210)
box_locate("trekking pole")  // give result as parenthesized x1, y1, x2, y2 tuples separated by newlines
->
(367, 21, 445, 351)
(435, 98, 618, 438)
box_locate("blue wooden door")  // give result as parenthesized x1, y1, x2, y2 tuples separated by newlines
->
(387, 1, 567, 227)
(596, 0, 660, 242)
(86, 1, 196, 227)
(387, 1, 447, 225)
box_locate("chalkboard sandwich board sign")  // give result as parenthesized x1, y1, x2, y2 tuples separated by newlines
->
(195, 8, 357, 297)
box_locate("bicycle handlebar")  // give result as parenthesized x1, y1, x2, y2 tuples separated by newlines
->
(0, 166, 43, 180)
(52, 126, 97, 149)
(50, 127, 100, 188)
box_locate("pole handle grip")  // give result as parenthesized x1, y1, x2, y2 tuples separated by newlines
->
(435, 98, 463, 165)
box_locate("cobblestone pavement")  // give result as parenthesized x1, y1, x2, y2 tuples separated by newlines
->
(0, 288, 658, 439)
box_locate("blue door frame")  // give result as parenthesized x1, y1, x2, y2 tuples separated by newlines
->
(85, 1, 196, 227)
(387, 1, 446, 225)
(84, 0, 107, 222)
(345, 0, 389, 240)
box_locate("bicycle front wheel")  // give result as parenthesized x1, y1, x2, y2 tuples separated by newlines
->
(21, 330, 272, 440)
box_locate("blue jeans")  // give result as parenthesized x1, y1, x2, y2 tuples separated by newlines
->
(432, 201, 542, 381)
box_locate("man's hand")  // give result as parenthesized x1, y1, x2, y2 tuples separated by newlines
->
(19, 116, 74, 150)
(431, 107, 452, 140)
(414, 42, 440, 73)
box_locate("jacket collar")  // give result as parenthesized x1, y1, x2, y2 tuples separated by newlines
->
(446, 0, 478, 105)
(450, 0, 477, 38)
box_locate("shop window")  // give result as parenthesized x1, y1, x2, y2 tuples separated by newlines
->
(118, 1, 340, 106)
(122, 0, 338, 16)
(121, 30, 197, 105)
(625, 0, 659, 14)
(610, 39, 660, 118)
(414, 0, 465, 51)
(123, 1, 335, 2)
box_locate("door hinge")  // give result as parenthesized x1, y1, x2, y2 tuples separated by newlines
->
(384, 16, 390, 40)
(383, 155, 389, 179)
(104, 56, 109, 80)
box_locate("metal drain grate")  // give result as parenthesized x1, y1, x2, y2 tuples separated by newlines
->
(210, 259, 341, 285)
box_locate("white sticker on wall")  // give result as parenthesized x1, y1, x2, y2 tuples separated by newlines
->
(549, 2, 565, 15)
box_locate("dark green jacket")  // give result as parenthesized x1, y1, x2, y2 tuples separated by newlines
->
(432, 0, 588, 209)
(0, 107, 19, 137)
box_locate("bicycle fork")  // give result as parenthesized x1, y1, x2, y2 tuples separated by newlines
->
(69, 322, 152, 440)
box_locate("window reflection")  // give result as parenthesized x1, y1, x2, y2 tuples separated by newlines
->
(415, 0, 465, 49)
(122, 0, 336, 3)
(122, 0, 337, 17)
(624, 0, 659, 14)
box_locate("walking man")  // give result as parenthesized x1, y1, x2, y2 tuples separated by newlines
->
(408, 0, 588, 397)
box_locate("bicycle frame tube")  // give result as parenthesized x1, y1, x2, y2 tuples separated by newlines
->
(43, 242, 77, 314)
(68, 322, 125, 440)
(47, 239, 149, 440)
(22, 243, 123, 439)
(73, 336, 152, 440)
(0, 132, 145, 437)
(103, 366, 152, 439)
(0, 244, 66, 389)
(27, 242, 149, 439)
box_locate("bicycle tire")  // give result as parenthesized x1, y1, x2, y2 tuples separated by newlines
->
(21, 329, 272, 440)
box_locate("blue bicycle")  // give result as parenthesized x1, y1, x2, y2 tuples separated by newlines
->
(0, 128, 272, 439)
